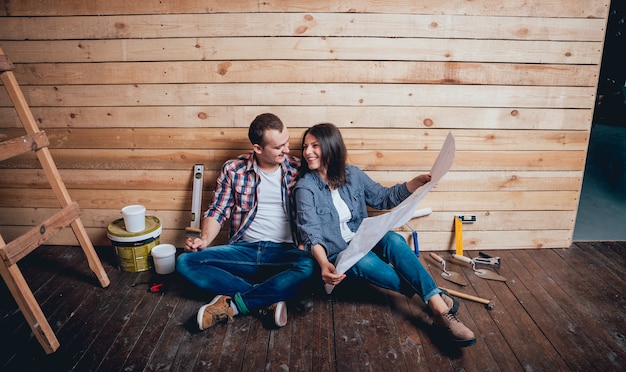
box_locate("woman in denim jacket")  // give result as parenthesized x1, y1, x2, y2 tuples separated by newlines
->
(294, 123, 476, 347)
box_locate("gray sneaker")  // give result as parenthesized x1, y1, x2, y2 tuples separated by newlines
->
(433, 311, 476, 347)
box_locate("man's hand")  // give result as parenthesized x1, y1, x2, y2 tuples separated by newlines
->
(184, 237, 208, 252)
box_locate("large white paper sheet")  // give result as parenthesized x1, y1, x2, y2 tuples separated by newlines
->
(325, 132, 456, 294)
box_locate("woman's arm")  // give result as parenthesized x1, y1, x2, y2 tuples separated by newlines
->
(406, 173, 432, 193)
(352, 166, 430, 209)
(294, 184, 327, 253)
(312, 244, 346, 285)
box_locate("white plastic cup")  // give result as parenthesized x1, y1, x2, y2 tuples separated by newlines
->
(151, 244, 176, 274)
(121, 205, 146, 233)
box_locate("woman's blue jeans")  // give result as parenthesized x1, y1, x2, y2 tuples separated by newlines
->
(176, 241, 314, 314)
(333, 231, 441, 304)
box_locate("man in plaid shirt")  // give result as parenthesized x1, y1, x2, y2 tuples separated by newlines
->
(177, 113, 314, 330)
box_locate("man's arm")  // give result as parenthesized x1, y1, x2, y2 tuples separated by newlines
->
(184, 216, 222, 252)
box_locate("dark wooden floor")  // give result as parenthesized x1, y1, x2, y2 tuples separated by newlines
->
(1, 241, 625, 371)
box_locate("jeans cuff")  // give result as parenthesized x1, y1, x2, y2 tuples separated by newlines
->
(232, 293, 249, 315)
(423, 287, 443, 304)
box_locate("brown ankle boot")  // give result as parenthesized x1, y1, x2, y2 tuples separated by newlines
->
(433, 311, 476, 347)
(197, 295, 234, 330)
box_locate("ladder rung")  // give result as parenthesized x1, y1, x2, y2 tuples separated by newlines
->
(0, 202, 81, 266)
(0, 54, 14, 72)
(0, 131, 49, 162)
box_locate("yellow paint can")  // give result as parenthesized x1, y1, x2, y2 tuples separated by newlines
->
(107, 216, 162, 272)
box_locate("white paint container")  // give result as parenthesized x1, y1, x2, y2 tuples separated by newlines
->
(121, 204, 146, 233)
(151, 244, 177, 274)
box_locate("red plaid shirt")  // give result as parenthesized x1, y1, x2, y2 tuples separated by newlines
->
(205, 152, 300, 243)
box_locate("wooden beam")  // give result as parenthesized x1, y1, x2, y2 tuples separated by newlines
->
(0, 202, 80, 266)
(0, 235, 60, 354)
(0, 131, 49, 161)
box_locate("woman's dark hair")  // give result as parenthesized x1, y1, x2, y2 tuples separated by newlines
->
(248, 113, 284, 147)
(299, 123, 348, 189)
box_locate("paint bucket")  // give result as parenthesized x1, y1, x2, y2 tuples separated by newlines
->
(107, 216, 162, 272)
(151, 244, 177, 274)
(121, 204, 146, 233)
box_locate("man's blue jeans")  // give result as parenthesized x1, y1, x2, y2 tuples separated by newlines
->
(176, 241, 314, 314)
(332, 231, 442, 304)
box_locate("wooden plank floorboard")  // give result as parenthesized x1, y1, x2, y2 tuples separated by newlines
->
(482, 251, 570, 370)
(420, 253, 500, 371)
(1, 243, 625, 371)
(307, 294, 335, 371)
(514, 248, 625, 370)
(505, 249, 597, 370)
(578, 242, 626, 291)
(62, 265, 134, 370)
(538, 248, 624, 346)
(1, 245, 96, 369)
(70, 269, 141, 370)
(144, 277, 205, 371)
(0, 245, 75, 335)
(384, 292, 433, 371)
(440, 251, 524, 371)
(547, 244, 626, 368)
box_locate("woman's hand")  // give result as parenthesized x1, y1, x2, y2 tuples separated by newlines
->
(406, 173, 432, 193)
(320, 261, 346, 286)
(312, 244, 346, 285)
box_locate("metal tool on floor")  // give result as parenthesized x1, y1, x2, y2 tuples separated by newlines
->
(430, 253, 468, 286)
(452, 254, 507, 282)
(474, 252, 501, 269)
(440, 287, 495, 310)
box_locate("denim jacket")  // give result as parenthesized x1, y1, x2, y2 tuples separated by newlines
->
(294, 165, 411, 257)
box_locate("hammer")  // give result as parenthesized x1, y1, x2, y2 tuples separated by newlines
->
(440, 287, 495, 310)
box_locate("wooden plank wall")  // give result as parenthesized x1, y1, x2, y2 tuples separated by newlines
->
(0, 0, 610, 250)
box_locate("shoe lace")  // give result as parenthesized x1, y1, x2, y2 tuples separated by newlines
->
(438, 311, 461, 329)
(206, 306, 233, 323)
(445, 312, 460, 322)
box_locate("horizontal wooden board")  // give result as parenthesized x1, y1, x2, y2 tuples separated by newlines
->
(0, 188, 580, 211)
(0, 84, 597, 108)
(0, 208, 577, 232)
(0, 0, 609, 18)
(0, 13, 606, 41)
(0, 128, 590, 151)
(0, 149, 586, 171)
(0, 38, 603, 64)
(0, 224, 574, 249)
(8, 61, 600, 86)
(0, 170, 582, 192)
(0, 106, 593, 130)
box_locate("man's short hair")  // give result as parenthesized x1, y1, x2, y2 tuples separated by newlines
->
(248, 113, 284, 147)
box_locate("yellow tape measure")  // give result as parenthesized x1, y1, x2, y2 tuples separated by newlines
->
(455, 216, 463, 255)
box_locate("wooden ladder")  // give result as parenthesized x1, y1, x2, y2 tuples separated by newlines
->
(0, 47, 110, 354)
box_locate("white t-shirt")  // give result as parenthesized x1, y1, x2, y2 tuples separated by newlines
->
(331, 189, 356, 243)
(241, 166, 293, 243)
